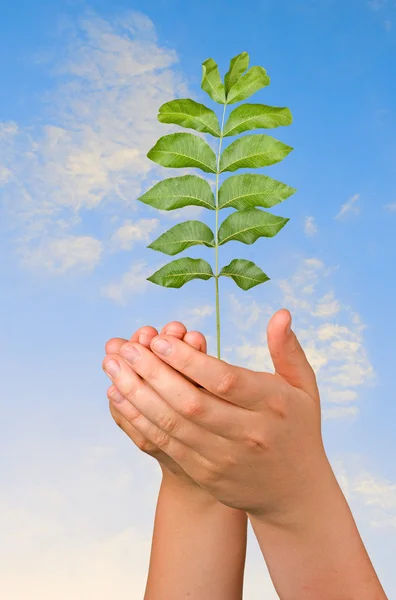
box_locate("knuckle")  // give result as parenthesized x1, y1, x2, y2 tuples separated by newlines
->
(267, 389, 288, 419)
(245, 430, 270, 453)
(180, 394, 204, 418)
(136, 438, 156, 454)
(152, 427, 171, 450)
(157, 410, 180, 436)
(214, 369, 239, 396)
(200, 465, 221, 486)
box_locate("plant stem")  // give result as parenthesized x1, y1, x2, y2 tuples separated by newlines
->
(214, 103, 227, 360)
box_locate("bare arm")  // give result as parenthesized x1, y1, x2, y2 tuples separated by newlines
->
(248, 458, 388, 600)
(144, 471, 247, 600)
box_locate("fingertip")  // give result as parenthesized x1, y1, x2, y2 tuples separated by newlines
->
(160, 321, 187, 338)
(105, 337, 128, 354)
(184, 331, 207, 353)
(132, 325, 159, 347)
(268, 308, 292, 337)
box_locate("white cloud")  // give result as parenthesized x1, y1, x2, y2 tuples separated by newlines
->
(229, 293, 263, 331)
(304, 216, 317, 236)
(101, 260, 151, 305)
(311, 290, 341, 317)
(333, 457, 396, 532)
(110, 218, 159, 251)
(0, 11, 188, 273)
(384, 202, 396, 212)
(384, 19, 392, 31)
(228, 257, 375, 419)
(19, 235, 102, 274)
(182, 304, 215, 329)
(335, 193, 360, 220)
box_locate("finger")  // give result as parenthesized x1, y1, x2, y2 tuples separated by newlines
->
(115, 343, 249, 437)
(184, 330, 207, 353)
(267, 309, 320, 402)
(105, 326, 158, 354)
(103, 355, 227, 460)
(109, 384, 214, 489)
(160, 321, 187, 338)
(108, 391, 152, 451)
(148, 335, 277, 410)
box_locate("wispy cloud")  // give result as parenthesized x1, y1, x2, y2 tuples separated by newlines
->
(110, 218, 159, 252)
(384, 202, 396, 212)
(227, 257, 375, 420)
(335, 193, 360, 220)
(304, 216, 318, 236)
(0, 11, 187, 273)
(181, 304, 215, 328)
(101, 260, 152, 305)
(19, 235, 103, 274)
(333, 456, 396, 531)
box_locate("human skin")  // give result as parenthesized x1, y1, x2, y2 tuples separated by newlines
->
(105, 322, 247, 600)
(103, 309, 388, 599)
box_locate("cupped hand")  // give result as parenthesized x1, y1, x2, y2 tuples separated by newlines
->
(103, 309, 334, 528)
(104, 321, 208, 490)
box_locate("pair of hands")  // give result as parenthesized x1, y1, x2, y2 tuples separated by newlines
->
(103, 309, 331, 527)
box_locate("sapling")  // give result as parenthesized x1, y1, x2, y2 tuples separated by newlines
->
(137, 52, 295, 359)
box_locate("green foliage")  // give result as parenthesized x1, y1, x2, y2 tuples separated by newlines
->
(149, 221, 215, 255)
(218, 174, 296, 210)
(138, 175, 215, 211)
(218, 208, 289, 246)
(223, 104, 292, 136)
(219, 134, 293, 172)
(220, 259, 269, 290)
(147, 258, 214, 288)
(136, 51, 296, 358)
(158, 99, 221, 137)
(147, 133, 217, 173)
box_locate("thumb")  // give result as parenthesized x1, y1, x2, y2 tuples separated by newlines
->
(267, 308, 320, 402)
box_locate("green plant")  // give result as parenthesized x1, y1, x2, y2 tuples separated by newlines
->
(137, 52, 296, 359)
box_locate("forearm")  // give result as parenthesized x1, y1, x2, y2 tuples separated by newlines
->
(144, 471, 247, 600)
(248, 460, 388, 600)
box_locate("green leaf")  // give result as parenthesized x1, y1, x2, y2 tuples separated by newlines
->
(147, 133, 217, 174)
(218, 208, 289, 245)
(148, 257, 214, 288)
(137, 175, 215, 211)
(224, 52, 249, 96)
(226, 66, 270, 105)
(158, 99, 221, 137)
(220, 259, 270, 290)
(219, 134, 293, 173)
(223, 104, 293, 137)
(218, 174, 296, 210)
(148, 221, 215, 256)
(201, 58, 226, 104)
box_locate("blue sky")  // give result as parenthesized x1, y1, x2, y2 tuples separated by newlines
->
(1, 1, 395, 598)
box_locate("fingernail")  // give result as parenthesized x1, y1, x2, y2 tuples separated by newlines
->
(138, 333, 150, 345)
(152, 338, 172, 356)
(104, 359, 120, 378)
(121, 344, 140, 364)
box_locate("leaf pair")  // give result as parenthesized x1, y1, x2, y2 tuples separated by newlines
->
(147, 132, 292, 174)
(148, 257, 269, 292)
(148, 209, 288, 256)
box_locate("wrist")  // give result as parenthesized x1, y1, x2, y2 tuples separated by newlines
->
(160, 468, 219, 507)
(248, 464, 388, 599)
